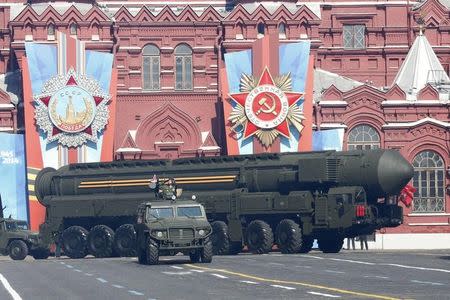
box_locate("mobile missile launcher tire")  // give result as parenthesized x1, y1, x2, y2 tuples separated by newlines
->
(32, 248, 50, 260)
(9, 240, 28, 260)
(62, 226, 89, 259)
(146, 239, 159, 265)
(211, 221, 230, 255)
(114, 224, 137, 257)
(246, 220, 274, 254)
(87, 225, 115, 258)
(318, 236, 344, 253)
(200, 238, 213, 263)
(298, 236, 314, 253)
(276, 219, 302, 254)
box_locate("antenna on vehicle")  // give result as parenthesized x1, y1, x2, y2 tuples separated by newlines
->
(0, 193, 5, 219)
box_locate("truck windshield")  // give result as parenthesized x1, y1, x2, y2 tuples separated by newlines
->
(146, 207, 174, 220)
(6, 221, 28, 231)
(177, 206, 203, 218)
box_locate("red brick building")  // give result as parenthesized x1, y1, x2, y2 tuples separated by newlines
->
(0, 0, 449, 248)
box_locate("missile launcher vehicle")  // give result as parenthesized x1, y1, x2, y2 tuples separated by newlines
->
(35, 149, 414, 258)
(135, 199, 212, 265)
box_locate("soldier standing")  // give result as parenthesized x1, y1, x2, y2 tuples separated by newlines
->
(149, 175, 177, 200)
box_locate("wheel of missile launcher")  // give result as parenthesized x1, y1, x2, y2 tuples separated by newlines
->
(87, 225, 115, 258)
(62, 226, 89, 259)
(276, 219, 302, 254)
(298, 236, 314, 254)
(32, 248, 50, 260)
(189, 250, 201, 263)
(246, 220, 274, 254)
(318, 236, 344, 254)
(113, 224, 137, 257)
(211, 221, 230, 255)
(201, 238, 213, 263)
(146, 239, 159, 265)
(9, 240, 28, 260)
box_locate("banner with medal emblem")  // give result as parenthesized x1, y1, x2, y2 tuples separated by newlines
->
(23, 32, 117, 229)
(222, 34, 313, 155)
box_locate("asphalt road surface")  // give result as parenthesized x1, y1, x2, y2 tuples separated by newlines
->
(0, 250, 449, 300)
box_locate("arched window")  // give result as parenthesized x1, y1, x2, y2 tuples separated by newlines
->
(174, 44, 192, 90)
(347, 124, 380, 150)
(142, 44, 160, 90)
(278, 23, 286, 39)
(47, 24, 55, 36)
(70, 23, 77, 36)
(412, 151, 445, 213)
(257, 23, 265, 38)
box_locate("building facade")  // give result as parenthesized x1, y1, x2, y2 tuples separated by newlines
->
(0, 0, 449, 247)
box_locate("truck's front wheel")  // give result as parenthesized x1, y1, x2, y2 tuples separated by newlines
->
(146, 239, 159, 265)
(211, 221, 230, 255)
(201, 238, 213, 263)
(318, 236, 344, 253)
(9, 240, 28, 260)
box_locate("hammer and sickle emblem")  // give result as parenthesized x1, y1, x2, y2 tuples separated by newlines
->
(256, 93, 277, 116)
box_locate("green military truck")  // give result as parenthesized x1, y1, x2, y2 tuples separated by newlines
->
(0, 198, 49, 260)
(134, 199, 213, 265)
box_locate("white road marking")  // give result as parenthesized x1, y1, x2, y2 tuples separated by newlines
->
(128, 290, 144, 296)
(96, 278, 108, 283)
(268, 262, 284, 266)
(162, 271, 193, 275)
(0, 273, 22, 300)
(411, 280, 444, 286)
(59, 262, 66, 265)
(74, 269, 82, 273)
(211, 273, 228, 279)
(190, 270, 205, 273)
(305, 255, 324, 260)
(170, 266, 184, 270)
(325, 270, 345, 274)
(328, 258, 375, 265)
(297, 265, 312, 269)
(271, 254, 283, 257)
(270, 284, 296, 290)
(65, 265, 74, 269)
(84, 273, 93, 276)
(364, 275, 389, 279)
(385, 264, 450, 274)
(112, 284, 124, 289)
(308, 291, 341, 298)
(240, 280, 259, 285)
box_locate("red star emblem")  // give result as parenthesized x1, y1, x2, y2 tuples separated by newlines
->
(229, 67, 303, 139)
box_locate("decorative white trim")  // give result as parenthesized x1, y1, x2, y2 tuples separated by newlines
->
(129, 70, 141, 74)
(119, 46, 141, 50)
(0, 104, 14, 109)
(0, 127, 14, 132)
(408, 213, 450, 216)
(161, 70, 174, 74)
(370, 232, 450, 249)
(116, 65, 125, 69)
(128, 87, 142, 90)
(193, 70, 206, 73)
(408, 223, 449, 226)
(209, 65, 218, 68)
(318, 100, 347, 106)
(194, 86, 208, 89)
(319, 123, 348, 129)
(206, 89, 218, 92)
(193, 46, 214, 50)
(382, 117, 450, 128)
(382, 100, 444, 106)
(161, 87, 174, 90)
(160, 47, 174, 51)
(116, 147, 142, 152)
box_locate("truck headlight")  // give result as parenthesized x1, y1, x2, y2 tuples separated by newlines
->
(198, 229, 205, 236)
(152, 230, 167, 238)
